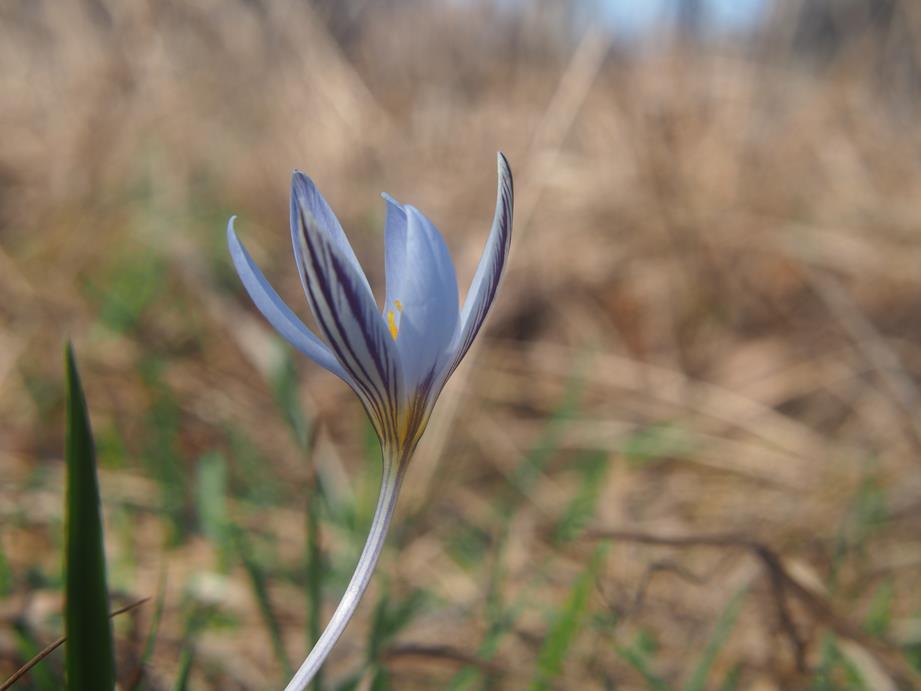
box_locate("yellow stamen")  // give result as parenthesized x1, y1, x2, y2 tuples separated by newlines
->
(394, 299, 403, 312)
(387, 310, 399, 340)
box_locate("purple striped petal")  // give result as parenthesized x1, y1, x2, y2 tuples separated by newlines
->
(291, 171, 373, 299)
(447, 152, 513, 376)
(227, 217, 349, 382)
(293, 194, 402, 445)
(382, 194, 459, 394)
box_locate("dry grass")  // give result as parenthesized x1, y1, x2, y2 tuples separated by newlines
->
(2, 1, 921, 689)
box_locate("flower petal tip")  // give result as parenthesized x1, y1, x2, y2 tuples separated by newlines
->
(496, 153, 512, 190)
(226, 215, 240, 246)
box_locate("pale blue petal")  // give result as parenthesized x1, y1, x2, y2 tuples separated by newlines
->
(447, 153, 513, 376)
(382, 195, 459, 394)
(294, 198, 402, 445)
(382, 193, 407, 311)
(291, 171, 373, 299)
(226, 217, 349, 382)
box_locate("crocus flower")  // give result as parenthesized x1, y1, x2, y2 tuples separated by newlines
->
(227, 153, 513, 690)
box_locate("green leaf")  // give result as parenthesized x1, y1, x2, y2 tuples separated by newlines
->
(530, 544, 607, 690)
(196, 452, 230, 563)
(367, 586, 426, 661)
(140, 567, 168, 673)
(271, 350, 311, 451)
(684, 587, 746, 691)
(13, 625, 61, 690)
(0, 531, 12, 596)
(616, 642, 672, 691)
(552, 450, 610, 545)
(171, 646, 194, 691)
(811, 635, 867, 690)
(234, 526, 293, 678)
(716, 663, 743, 691)
(90, 254, 164, 334)
(64, 343, 116, 691)
(506, 374, 583, 510)
(622, 422, 691, 468)
(369, 667, 391, 691)
(140, 358, 188, 543)
(864, 579, 894, 638)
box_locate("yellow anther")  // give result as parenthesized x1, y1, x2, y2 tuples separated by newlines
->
(394, 299, 403, 312)
(387, 310, 399, 340)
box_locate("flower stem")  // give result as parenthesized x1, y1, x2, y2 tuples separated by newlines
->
(284, 457, 404, 691)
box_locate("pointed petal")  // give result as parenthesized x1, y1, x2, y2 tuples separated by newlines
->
(294, 199, 402, 444)
(382, 194, 459, 393)
(382, 193, 408, 308)
(291, 171, 373, 299)
(227, 217, 349, 382)
(449, 152, 514, 374)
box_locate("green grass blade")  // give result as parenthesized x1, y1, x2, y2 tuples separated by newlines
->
(0, 531, 12, 596)
(269, 353, 326, 689)
(552, 450, 610, 545)
(196, 451, 231, 570)
(505, 374, 583, 513)
(233, 527, 293, 678)
(64, 343, 116, 691)
(863, 579, 894, 637)
(136, 567, 168, 690)
(12, 626, 61, 690)
(616, 644, 672, 691)
(366, 586, 426, 662)
(530, 544, 607, 690)
(171, 647, 194, 691)
(716, 663, 742, 691)
(683, 587, 746, 691)
(272, 350, 311, 451)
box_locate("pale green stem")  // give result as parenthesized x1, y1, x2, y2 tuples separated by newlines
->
(283, 454, 404, 691)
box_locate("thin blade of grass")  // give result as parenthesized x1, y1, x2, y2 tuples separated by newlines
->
(449, 378, 585, 691)
(504, 372, 583, 513)
(616, 644, 672, 691)
(530, 543, 607, 690)
(135, 567, 168, 691)
(552, 450, 610, 545)
(272, 351, 325, 690)
(272, 350, 311, 451)
(233, 526, 293, 678)
(171, 647, 194, 691)
(7, 628, 60, 691)
(683, 587, 747, 691)
(2, 599, 147, 691)
(716, 663, 742, 691)
(64, 342, 116, 691)
(196, 451, 230, 570)
(0, 532, 11, 596)
(367, 586, 426, 662)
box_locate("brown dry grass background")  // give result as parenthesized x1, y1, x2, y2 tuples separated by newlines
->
(2, 1, 921, 689)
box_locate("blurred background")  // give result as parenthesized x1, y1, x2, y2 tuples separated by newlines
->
(2, 0, 921, 688)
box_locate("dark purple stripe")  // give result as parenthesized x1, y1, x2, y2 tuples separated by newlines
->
(302, 257, 388, 434)
(299, 215, 393, 437)
(307, 217, 399, 443)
